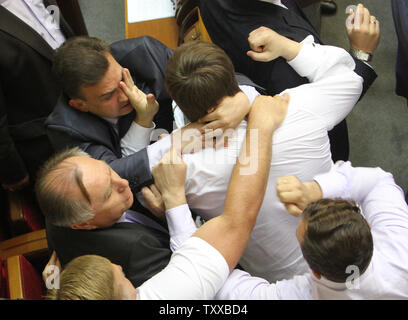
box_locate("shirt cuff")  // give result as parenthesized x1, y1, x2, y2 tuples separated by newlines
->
(287, 35, 319, 77)
(166, 204, 197, 239)
(121, 121, 156, 156)
(146, 134, 172, 172)
(313, 161, 349, 199)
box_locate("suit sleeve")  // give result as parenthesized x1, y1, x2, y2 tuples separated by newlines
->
(0, 82, 28, 184)
(81, 142, 154, 192)
(353, 58, 377, 100)
(47, 126, 154, 192)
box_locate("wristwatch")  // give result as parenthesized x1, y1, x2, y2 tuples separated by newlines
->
(349, 48, 373, 62)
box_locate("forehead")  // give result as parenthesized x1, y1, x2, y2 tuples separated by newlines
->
(67, 156, 110, 199)
(82, 53, 122, 96)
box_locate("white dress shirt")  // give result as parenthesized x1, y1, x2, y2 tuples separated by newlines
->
(0, 0, 66, 49)
(215, 161, 408, 300)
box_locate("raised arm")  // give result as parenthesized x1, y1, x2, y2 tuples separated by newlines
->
(248, 26, 363, 130)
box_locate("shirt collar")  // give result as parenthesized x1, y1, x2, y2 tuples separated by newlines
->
(258, 0, 284, 6)
(311, 262, 374, 291)
(101, 116, 119, 125)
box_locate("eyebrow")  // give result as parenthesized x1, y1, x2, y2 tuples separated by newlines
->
(99, 68, 124, 100)
(103, 167, 113, 201)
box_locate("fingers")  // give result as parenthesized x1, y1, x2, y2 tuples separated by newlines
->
(346, 8, 355, 32)
(141, 185, 165, 218)
(356, 4, 364, 27)
(201, 125, 224, 138)
(276, 176, 302, 201)
(161, 147, 184, 165)
(122, 68, 135, 88)
(141, 186, 159, 209)
(198, 108, 219, 124)
(278, 190, 303, 203)
(247, 50, 270, 62)
(149, 184, 162, 198)
(141, 186, 154, 200)
(362, 7, 370, 28)
(248, 27, 269, 51)
(146, 93, 159, 110)
(284, 204, 303, 217)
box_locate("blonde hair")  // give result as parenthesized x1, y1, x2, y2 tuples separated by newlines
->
(46, 255, 117, 300)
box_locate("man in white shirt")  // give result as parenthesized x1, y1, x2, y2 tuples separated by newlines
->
(214, 161, 408, 299)
(153, 26, 362, 282)
(152, 160, 408, 300)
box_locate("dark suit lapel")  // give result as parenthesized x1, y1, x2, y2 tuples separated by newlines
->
(43, 0, 75, 37)
(0, 5, 55, 61)
(118, 110, 136, 139)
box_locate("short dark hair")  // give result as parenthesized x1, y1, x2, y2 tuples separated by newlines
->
(300, 199, 373, 283)
(165, 41, 240, 122)
(53, 36, 111, 99)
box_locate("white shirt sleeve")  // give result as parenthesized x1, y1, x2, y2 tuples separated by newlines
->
(146, 134, 173, 172)
(137, 237, 230, 300)
(239, 85, 260, 106)
(121, 121, 156, 156)
(215, 269, 313, 300)
(166, 204, 198, 252)
(284, 36, 363, 130)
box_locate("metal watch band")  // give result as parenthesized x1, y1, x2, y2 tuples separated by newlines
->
(349, 48, 373, 62)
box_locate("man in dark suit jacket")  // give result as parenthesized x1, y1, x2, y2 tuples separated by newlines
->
(0, 0, 79, 191)
(199, 0, 379, 161)
(391, 0, 408, 103)
(36, 146, 172, 287)
(46, 36, 175, 195)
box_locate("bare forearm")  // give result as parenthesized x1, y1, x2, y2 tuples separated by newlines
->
(223, 114, 276, 224)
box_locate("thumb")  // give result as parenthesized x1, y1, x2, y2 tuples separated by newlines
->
(285, 203, 303, 217)
(247, 50, 270, 62)
(146, 94, 158, 109)
(141, 186, 155, 202)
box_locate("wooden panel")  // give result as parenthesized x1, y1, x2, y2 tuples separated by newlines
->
(6, 256, 23, 300)
(0, 229, 48, 260)
(197, 8, 212, 43)
(125, 0, 179, 49)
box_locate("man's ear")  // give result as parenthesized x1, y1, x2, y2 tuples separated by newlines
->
(71, 221, 97, 230)
(69, 98, 89, 112)
(311, 270, 322, 280)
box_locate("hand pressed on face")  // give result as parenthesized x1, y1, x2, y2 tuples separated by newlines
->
(120, 68, 159, 127)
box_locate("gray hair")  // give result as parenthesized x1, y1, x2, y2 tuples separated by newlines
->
(35, 147, 95, 227)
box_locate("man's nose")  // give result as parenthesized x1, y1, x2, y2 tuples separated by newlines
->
(118, 177, 129, 192)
